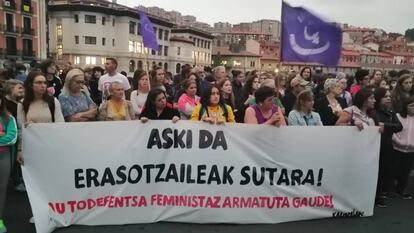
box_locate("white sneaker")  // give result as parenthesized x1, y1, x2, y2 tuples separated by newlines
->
(29, 216, 34, 224)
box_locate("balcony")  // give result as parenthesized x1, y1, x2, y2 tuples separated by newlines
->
(22, 28, 35, 36)
(1, 24, 20, 34)
(3, 0, 17, 11)
(21, 3, 33, 14)
(4, 49, 21, 59)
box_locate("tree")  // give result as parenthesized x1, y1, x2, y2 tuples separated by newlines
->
(405, 28, 414, 41)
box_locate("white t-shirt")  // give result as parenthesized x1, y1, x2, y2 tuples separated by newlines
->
(130, 90, 148, 116)
(98, 72, 131, 101)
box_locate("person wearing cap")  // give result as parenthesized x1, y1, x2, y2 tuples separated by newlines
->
(59, 68, 98, 122)
(282, 76, 307, 115)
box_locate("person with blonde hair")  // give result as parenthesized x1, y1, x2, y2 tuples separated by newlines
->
(59, 68, 97, 122)
(213, 66, 226, 83)
(288, 90, 322, 126)
(98, 81, 135, 121)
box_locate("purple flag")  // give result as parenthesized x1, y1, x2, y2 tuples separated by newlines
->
(140, 12, 159, 51)
(281, 2, 342, 66)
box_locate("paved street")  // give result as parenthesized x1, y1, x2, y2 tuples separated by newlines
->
(4, 177, 414, 233)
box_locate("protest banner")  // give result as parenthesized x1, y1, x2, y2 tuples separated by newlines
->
(22, 121, 380, 233)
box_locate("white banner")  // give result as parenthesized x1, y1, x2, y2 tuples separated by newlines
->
(22, 121, 380, 233)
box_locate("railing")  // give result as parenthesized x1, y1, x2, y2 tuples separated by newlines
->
(1, 24, 20, 33)
(22, 50, 36, 59)
(22, 28, 35, 35)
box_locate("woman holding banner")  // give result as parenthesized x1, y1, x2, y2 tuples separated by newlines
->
(0, 93, 18, 233)
(373, 87, 403, 207)
(59, 68, 98, 122)
(288, 90, 322, 126)
(336, 87, 379, 131)
(191, 84, 235, 124)
(244, 86, 286, 126)
(98, 81, 135, 121)
(140, 88, 180, 123)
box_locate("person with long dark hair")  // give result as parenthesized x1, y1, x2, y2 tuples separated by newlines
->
(177, 80, 200, 120)
(392, 74, 413, 113)
(130, 70, 150, 118)
(17, 71, 65, 165)
(0, 92, 18, 233)
(336, 87, 378, 130)
(89, 66, 104, 106)
(373, 87, 403, 207)
(140, 88, 180, 122)
(191, 84, 235, 123)
(39, 59, 63, 98)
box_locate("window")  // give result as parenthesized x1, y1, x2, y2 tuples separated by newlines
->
(138, 60, 143, 70)
(176, 63, 181, 74)
(74, 56, 80, 65)
(129, 41, 135, 52)
(201, 40, 204, 48)
(250, 61, 256, 67)
(158, 28, 163, 40)
(85, 15, 96, 24)
(85, 36, 96, 45)
(137, 23, 141, 35)
(22, 39, 33, 56)
(57, 44, 63, 57)
(129, 60, 135, 72)
(112, 18, 115, 26)
(102, 38, 106, 46)
(158, 45, 162, 56)
(136, 42, 142, 54)
(129, 21, 136, 34)
(23, 17, 31, 32)
(151, 49, 156, 55)
(164, 63, 168, 71)
(207, 42, 210, 49)
(75, 36, 79, 44)
(177, 47, 181, 56)
(6, 37, 17, 55)
(197, 39, 200, 47)
(102, 17, 106, 25)
(164, 46, 168, 56)
(164, 31, 169, 41)
(85, 56, 96, 65)
(112, 39, 115, 47)
(74, 14, 79, 23)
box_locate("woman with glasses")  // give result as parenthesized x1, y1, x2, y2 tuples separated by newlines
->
(59, 69, 98, 122)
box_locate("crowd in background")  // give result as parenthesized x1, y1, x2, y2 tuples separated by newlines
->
(0, 57, 413, 231)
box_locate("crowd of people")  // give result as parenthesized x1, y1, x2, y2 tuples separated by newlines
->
(0, 57, 413, 231)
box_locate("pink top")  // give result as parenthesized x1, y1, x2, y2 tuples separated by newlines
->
(178, 94, 200, 120)
(350, 84, 361, 95)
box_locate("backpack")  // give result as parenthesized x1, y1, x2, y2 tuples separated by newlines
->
(198, 104, 229, 122)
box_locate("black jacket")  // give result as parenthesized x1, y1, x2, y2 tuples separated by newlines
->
(314, 97, 347, 126)
(375, 108, 403, 143)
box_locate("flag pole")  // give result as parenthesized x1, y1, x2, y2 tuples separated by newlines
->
(279, 0, 284, 73)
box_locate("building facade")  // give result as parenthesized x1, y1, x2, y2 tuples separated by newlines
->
(47, 0, 213, 76)
(0, 0, 43, 67)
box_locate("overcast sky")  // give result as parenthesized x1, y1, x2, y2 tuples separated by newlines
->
(122, 0, 412, 34)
